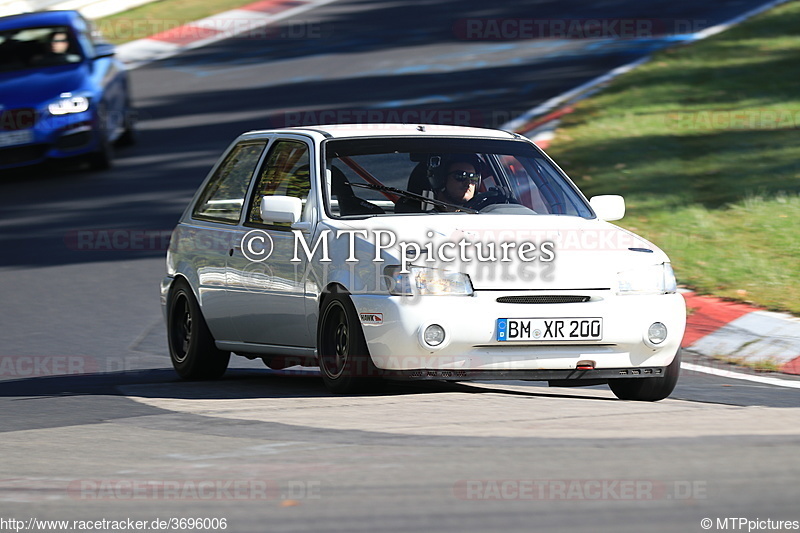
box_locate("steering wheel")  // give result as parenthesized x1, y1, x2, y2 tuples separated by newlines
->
(464, 187, 518, 211)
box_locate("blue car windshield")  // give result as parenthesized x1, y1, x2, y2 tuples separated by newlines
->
(322, 137, 594, 218)
(0, 25, 83, 72)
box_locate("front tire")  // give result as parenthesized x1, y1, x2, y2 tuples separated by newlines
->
(317, 291, 379, 393)
(167, 280, 230, 380)
(87, 134, 113, 170)
(87, 105, 113, 170)
(116, 106, 137, 147)
(608, 350, 681, 401)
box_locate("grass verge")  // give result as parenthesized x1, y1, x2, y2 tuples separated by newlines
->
(546, 1, 800, 314)
(94, 0, 258, 45)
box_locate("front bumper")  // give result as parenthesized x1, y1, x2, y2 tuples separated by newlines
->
(160, 275, 174, 322)
(351, 290, 685, 372)
(381, 366, 668, 382)
(0, 110, 100, 169)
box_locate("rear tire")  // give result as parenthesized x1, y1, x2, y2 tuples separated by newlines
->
(608, 350, 681, 401)
(167, 280, 230, 380)
(317, 291, 380, 394)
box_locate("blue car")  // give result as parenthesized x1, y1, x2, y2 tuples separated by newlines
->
(0, 10, 134, 170)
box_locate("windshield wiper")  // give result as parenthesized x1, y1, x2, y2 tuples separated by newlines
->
(346, 182, 479, 214)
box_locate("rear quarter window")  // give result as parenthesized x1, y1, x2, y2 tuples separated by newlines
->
(193, 142, 266, 224)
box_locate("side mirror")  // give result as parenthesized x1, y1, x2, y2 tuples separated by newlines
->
(260, 196, 302, 224)
(94, 43, 115, 59)
(590, 195, 625, 221)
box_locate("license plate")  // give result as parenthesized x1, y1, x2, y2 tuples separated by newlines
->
(497, 318, 602, 341)
(0, 129, 34, 147)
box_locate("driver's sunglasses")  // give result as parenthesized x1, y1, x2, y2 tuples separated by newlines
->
(448, 170, 481, 184)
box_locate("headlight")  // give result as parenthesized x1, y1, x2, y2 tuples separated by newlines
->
(48, 94, 90, 115)
(384, 266, 473, 296)
(617, 263, 677, 295)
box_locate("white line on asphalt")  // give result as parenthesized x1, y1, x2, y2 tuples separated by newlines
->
(682, 362, 800, 389)
(502, 56, 650, 131)
(692, 0, 792, 40)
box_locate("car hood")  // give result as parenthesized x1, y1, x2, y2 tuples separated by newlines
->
(328, 214, 669, 290)
(0, 65, 88, 109)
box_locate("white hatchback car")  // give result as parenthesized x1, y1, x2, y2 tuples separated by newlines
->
(162, 124, 686, 401)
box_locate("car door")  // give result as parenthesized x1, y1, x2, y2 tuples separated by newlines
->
(225, 136, 315, 348)
(185, 140, 268, 342)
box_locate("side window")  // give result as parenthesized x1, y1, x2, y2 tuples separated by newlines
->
(247, 140, 311, 227)
(193, 142, 266, 223)
(77, 29, 94, 58)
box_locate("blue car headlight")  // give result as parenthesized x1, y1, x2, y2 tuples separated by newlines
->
(48, 93, 90, 115)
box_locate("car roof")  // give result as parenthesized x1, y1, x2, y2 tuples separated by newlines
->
(0, 10, 83, 32)
(241, 123, 523, 140)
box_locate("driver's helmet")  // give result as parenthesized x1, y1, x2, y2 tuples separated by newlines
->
(428, 153, 484, 190)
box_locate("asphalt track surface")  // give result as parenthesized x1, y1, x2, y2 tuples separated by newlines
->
(0, 1, 798, 531)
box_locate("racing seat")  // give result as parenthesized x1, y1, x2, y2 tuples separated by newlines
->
(330, 166, 385, 216)
(395, 162, 434, 213)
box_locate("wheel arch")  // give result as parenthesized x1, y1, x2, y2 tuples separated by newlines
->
(168, 264, 202, 300)
(315, 285, 379, 392)
(319, 281, 350, 306)
(167, 273, 196, 300)
(310, 282, 351, 345)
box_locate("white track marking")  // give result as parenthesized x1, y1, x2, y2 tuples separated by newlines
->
(682, 362, 800, 389)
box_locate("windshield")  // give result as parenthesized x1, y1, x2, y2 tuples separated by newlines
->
(0, 26, 83, 72)
(322, 137, 594, 218)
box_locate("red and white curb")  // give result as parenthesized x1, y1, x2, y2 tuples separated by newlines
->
(681, 292, 800, 376)
(115, 0, 340, 69)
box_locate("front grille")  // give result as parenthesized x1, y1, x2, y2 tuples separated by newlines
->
(0, 144, 47, 166)
(56, 130, 92, 150)
(0, 108, 38, 131)
(496, 295, 590, 304)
